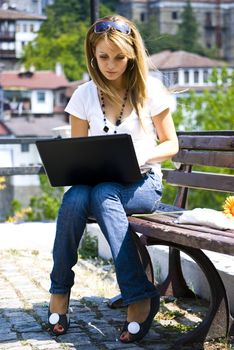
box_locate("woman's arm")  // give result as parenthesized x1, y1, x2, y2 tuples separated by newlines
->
(70, 115, 89, 137)
(146, 108, 179, 164)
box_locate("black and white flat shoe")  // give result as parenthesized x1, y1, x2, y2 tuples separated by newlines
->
(119, 294, 160, 343)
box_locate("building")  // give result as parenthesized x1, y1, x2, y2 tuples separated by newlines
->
(0, 0, 53, 15)
(149, 50, 232, 91)
(0, 70, 88, 220)
(0, 64, 69, 120)
(117, 0, 234, 63)
(0, 8, 46, 69)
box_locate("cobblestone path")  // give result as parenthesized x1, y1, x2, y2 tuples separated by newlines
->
(0, 250, 233, 350)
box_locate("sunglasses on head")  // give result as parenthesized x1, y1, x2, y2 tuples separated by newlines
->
(94, 21, 131, 35)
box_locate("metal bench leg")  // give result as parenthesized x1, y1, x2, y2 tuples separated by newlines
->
(148, 244, 195, 298)
(107, 231, 155, 309)
(145, 239, 231, 345)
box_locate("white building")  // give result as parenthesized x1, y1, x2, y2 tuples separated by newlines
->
(0, 0, 54, 15)
(149, 50, 233, 91)
(0, 65, 68, 118)
(0, 9, 46, 69)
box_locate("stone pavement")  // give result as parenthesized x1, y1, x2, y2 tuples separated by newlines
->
(0, 249, 233, 350)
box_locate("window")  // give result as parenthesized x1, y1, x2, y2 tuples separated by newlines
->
(205, 12, 212, 26)
(173, 71, 178, 84)
(59, 93, 66, 104)
(30, 24, 34, 32)
(194, 71, 199, 83)
(140, 13, 145, 22)
(172, 11, 178, 20)
(21, 144, 29, 152)
(203, 70, 209, 82)
(37, 91, 45, 102)
(184, 70, 189, 84)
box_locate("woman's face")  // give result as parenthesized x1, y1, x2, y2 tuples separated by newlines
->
(94, 38, 129, 86)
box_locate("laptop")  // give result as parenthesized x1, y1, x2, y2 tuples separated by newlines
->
(36, 134, 143, 187)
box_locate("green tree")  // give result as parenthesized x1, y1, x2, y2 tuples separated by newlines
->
(138, 15, 180, 54)
(22, 0, 113, 81)
(173, 66, 234, 131)
(101, 0, 116, 11)
(23, 21, 88, 80)
(165, 67, 234, 209)
(26, 175, 64, 221)
(177, 0, 204, 54)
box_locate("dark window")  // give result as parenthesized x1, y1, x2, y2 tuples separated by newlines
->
(172, 11, 178, 20)
(203, 70, 209, 82)
(205, 12, 212, 26)
(21, 144, 29, 152)
(140, 13, 145, 22)
(184, 70, 189, 83)
(37, 91, 45, 102)
(173, 71, 178, 84)
(194, 71, 199, 83)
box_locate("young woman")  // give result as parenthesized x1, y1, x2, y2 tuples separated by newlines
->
(48, 15, 179, 343)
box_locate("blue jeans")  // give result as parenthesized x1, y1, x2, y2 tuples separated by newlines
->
(50, 171, 162, 305)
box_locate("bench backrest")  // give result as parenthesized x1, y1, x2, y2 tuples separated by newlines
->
(162, 131, 234, 208)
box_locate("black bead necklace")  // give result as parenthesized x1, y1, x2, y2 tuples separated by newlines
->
(100, 89, 128, 134)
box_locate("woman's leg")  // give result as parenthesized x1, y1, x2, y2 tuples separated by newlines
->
(50, 185, 92, 294)
(90, 172, 162, 341)
(90, 172, 162, 305)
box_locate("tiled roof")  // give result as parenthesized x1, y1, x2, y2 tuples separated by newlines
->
(3, 116, 69, 137)
(0, 122, 11, 136)
(0, 70, 69, 90)
(0, 9, 46, 20)
(65, 80, 87, 97)
(149, 50, 228, 69)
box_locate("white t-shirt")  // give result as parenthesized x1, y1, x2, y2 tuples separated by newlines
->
(65, 76, 170, 178)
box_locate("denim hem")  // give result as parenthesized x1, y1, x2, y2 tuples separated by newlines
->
(49, 287, 71, 294)
(122, 289, 160, 306)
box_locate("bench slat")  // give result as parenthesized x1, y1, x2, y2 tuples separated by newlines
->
(136, 213, 234, 239)
(129, 216, 234, 255)
(0, 137, 48, 144)
(163, 170, 234, 193)
(173, 150, 234, 168)
(178, 135, 234, 151)
(0, 166, 44, 176)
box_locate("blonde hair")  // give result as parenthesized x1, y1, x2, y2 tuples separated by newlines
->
(85, 15, 149, 120)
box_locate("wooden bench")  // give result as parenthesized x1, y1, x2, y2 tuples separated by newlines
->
(1, 131, 234, 346)
(109, 130, 234, 347)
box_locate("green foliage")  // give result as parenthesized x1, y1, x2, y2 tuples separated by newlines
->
(138, 3, 206, 56)
(176, 0, 202, 53)
(79, 229, 98, 259)
(173, 67, 234, 131)
(10, 199, 22, 214)
(101, 0, 116, 11)
(186, 188, 230, 210)
(22, 0, 113, 81)
(22, 20, 88, 81)
(169, 68, 234, 210)
(138, 15, 181, 55)
(161, 160, 178, 205)
(26, 175, 63, 221)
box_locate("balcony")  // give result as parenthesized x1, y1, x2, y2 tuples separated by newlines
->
(0, 31, 15, 40)
(0, 49, 16, 58)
